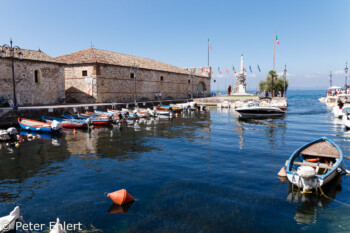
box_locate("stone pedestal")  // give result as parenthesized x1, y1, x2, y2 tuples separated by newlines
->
(233, 73, 247, 94)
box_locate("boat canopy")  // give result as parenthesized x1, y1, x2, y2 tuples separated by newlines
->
(328, 86, 342, 89)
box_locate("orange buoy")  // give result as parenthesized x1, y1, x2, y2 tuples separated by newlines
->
(107, 189, 135, 205)
(278, 167, 287, 177)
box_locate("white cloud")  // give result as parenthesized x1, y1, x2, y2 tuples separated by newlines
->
(277, 72, 296, 77)
(334, 70, 344, 75)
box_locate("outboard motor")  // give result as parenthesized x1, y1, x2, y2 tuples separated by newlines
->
(7, 127, 18, 136)
(51, 120, 62, 131)
(297, 166, 316, 192)
(85, 117, 92, 126)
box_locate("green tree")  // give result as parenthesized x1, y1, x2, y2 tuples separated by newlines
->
(259, 70, 289, 96)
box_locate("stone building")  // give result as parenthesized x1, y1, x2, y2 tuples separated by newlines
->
(56, 48, 211, 103)
(0, 48, 65, 106)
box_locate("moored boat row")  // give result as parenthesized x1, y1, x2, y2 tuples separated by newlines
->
(10, 103, 206, 134)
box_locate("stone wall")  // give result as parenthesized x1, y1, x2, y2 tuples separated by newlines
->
(64, 64, 211, 103)
(0, 59, 65, 106)
(64, 65, 97, 103)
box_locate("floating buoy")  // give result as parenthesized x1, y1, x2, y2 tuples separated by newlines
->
(107, 189, 135, 205)
(73, 128, 77, 135)
(15, 142, 20, 148)
(278, 167, 287, 177)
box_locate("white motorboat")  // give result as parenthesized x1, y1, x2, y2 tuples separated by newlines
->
(286, 137, 343, 192)
(342, 108, 350, 129)
(259, 97, 287, 110)
(332, 94, 350, 118)
(235, 106, 285, 118)
(0, 206, 20, 232)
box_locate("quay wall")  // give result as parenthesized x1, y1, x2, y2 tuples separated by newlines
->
(0, 59, 65, 106)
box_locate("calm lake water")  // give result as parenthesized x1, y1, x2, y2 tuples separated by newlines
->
(1, 90, 350, 232)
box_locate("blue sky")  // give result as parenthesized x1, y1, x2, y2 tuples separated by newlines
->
(0, 0, 349, 90)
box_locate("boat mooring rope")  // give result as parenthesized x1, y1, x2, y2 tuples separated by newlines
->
(317, 179, 350, 208)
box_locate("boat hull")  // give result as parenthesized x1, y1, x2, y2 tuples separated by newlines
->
(286, 137, 343, 191)
(18, 118, 60, 133)
(235, 107, 285, 118)
(156, 105, 182, 113)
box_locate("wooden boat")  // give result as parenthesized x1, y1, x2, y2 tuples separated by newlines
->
(18, 118, 61, 133)
(95, 110, 115, 116)
(135, 108, 152, 118)
(42, 116, 87, 128)
(154, 108, 172, 117)
(80, 111, 111, 118)
(50, 218, 64, 233)
(235, 106, 285, 118)
(286, 137, 343, 192)
(156, 104, 182, 113)
(63, 114, 112, 126)
(0, 206, 20, 232)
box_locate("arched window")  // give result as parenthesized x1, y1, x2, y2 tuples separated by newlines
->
(34, 70, 42, 84)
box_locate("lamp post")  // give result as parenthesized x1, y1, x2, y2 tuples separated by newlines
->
(189, 70, 194, 99)
(283, 64, 287, 97)
(1, 39, 23, 110)
(330, 71, 332, 88)
(130, 62, 139, 106)
(345, 62, 348, 91)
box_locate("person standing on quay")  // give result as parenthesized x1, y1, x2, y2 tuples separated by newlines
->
(159, 92, 162, 101)
(155, 92, 158, 100)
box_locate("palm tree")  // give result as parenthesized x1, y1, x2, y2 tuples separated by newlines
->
(258, 70, 288, 96)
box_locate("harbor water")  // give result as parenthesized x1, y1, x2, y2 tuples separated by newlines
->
(0, 90, 349, 232)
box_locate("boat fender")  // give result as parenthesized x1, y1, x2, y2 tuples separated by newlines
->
(107, 189, 135, 205)
(51, 120, 62, 131)
(297, 166, 315, 179)
(277, 167, 287, 177)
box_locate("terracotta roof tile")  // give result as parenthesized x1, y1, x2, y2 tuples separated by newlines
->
(0, 47, 59, 63)
(56, 48, 208, 77)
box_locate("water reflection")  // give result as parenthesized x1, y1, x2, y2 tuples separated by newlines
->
(287, 175, 342, 226)
(0, 112, 213, 203)
(107, 203, 134, 214)
(233, 117, 287, 150)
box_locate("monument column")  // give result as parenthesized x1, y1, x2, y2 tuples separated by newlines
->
(233, 54, 247, 95)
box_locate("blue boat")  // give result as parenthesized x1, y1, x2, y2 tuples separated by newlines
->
(286, 137, 343, 192)
(62, 114, 112, 126)
(42, 116, 87, 128)
(62, 114, 88, 120)
(18, 118, 61, 133)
